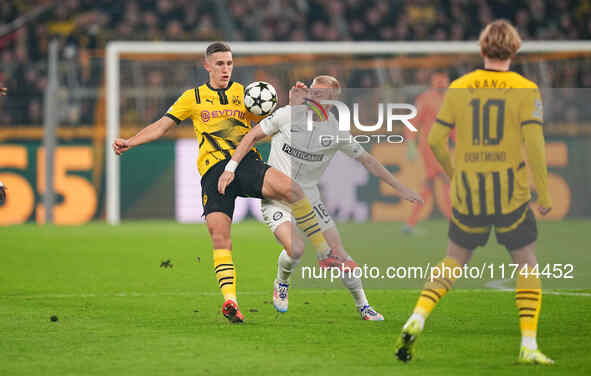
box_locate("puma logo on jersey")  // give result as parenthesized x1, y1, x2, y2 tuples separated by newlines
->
(206, 98, 214, 104)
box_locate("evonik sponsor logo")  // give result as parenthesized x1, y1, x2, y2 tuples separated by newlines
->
(200, 109, 247, 122)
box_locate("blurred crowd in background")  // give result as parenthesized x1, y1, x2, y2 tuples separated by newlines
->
(1, 0, 591, 126)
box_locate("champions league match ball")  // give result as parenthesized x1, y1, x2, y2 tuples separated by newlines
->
(244, 81, 278, 116)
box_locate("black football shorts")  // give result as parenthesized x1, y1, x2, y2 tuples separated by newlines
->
(200, 151, 271, 219)
(448, 203, 538, 251)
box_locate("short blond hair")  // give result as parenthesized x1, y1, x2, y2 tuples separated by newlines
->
(311, 75, 341, 97)
(479, 20, 522, 60)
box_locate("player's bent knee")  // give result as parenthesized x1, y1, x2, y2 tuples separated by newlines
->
(263, 169, 302, 203)
(283, 181, 304, 203)
(277, 172, 304, 203)
(268, 175, 302, 203)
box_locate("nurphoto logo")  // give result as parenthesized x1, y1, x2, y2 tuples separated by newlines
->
(305, 100, 418, 144)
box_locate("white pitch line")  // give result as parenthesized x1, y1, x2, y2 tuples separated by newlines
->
(545, 291, 591, 297)
(485, 279, 591, 297)
(485, 279, 513, 291)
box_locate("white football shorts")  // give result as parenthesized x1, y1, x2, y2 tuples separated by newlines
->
(261, 185, 335, 233)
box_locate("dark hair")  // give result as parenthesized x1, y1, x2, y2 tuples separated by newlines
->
(206, 42, 231, 56)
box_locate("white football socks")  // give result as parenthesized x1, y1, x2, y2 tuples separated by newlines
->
(340, 266, 369, 309)
(317, 249, 332, 260)
(521, 336, 538, 351)
(279, 247, 370, 310)
(276, 249, 301, 284)
(405, 312, 426, 331)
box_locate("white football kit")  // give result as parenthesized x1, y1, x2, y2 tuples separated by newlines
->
(258, 105, 364, 232)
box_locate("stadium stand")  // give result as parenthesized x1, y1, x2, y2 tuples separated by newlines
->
(1, 0, 590, 126)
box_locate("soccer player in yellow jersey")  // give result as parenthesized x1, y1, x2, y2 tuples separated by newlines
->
(395, 20, 554, 364)
(113, 42, 336, 323)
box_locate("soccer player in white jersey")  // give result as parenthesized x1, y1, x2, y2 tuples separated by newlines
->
(218, 76, 423, 320)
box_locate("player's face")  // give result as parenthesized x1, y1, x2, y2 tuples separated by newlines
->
(204, 52, 233, 89)
(309, 82, 334, 101)
(431, 73, 449, 91)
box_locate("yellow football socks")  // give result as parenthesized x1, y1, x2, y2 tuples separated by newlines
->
(289, 198, 330, 254)
(516, 266, 542, 338)
(413, 257, 461, 318)
(213, 249, 236, 302)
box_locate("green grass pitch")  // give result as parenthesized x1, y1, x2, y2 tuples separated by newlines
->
(1, 220, 590, 375)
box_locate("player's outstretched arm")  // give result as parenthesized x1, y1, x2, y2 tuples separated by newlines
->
(523, 124, 552, 215)
(112, 116, 176, 155)
(357, 152, 424, 205)
(218, 125, 267, 194)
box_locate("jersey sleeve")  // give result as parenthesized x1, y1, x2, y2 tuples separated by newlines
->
(338, 131, 365, 159)
(434, 89, 455, 129)
(165, 90, 194, 124)
(519, 88, 544, 127)
(521, 88, 551, 208)
(428, 122, 454, 178)
(246, 111, 269, 124)
(258, 106, 287, 136)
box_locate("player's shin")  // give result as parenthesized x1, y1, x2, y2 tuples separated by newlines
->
(515, 266, 542, 350)
(409, 256, 461, 327)
(276, 249, 301, 284)
(213, 249, 237, 302)
(340, 263, 368, 309)
(289, 198, 330, 254)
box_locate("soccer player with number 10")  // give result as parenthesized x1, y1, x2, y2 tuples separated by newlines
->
(394, 20, 554, 365)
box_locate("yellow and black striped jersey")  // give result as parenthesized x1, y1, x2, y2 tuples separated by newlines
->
(166, 81, 265, 176)
(428, 69, 551, 216)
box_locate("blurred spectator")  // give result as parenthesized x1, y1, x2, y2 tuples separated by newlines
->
(2, 0, 590, 65)
(28, 99, 43, 125)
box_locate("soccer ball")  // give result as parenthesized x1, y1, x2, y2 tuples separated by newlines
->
(244, 81, 278, 116)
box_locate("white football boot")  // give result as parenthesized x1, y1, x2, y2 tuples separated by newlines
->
(273, 279, 289, 313)
(359, 304, 384, 321)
